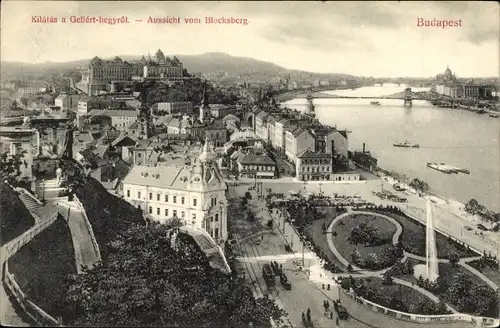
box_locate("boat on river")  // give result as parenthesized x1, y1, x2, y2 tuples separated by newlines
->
(489, 113, 499, 118)
(393, 141, 419, 148)
(427, 162, 459, 174)
(370, 101, 381, 106)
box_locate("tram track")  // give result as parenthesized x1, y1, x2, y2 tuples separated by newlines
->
(235, 236, 266, 298)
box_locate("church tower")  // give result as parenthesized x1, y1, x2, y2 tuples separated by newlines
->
(199, 84, 211, 122)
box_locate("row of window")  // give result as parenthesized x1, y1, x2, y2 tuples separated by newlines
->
(241, 164, 274, 171)
(302, 159, 331, 165)
(126, 190, 218, 207)
(147, 206, 220, 223)
(301, 166, 331, 172)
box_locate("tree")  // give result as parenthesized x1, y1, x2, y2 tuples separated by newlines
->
(64, 222, 285, 327)
(409, 178, 430, 195)
(382, 272, 394, 285)
(364, 253, 379, 269)
(465, 199, 481, 215)
(351, 248, 361, 265)
(0, 150, 26, 184)
(448, 252, 460, 267)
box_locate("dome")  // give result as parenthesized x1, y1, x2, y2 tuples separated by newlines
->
(444, 66, 452, 77)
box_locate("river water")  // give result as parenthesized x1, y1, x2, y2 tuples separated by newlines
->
(283, 84, 500, 211)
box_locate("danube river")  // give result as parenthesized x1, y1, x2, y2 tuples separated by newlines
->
(283, 84, 500, 211)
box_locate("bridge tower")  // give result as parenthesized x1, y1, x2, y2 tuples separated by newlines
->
(404, 87, 413, 107)
(306, 92, 315, 116)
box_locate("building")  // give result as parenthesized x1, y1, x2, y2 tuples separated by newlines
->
(0, 118, 40, 182)
(273, 119, 289, 155)
(85, 49, 184, 96)
(86, 109, 138, 130)
(284, 125, 315, 164)
(296, 149, 360, 182)
(155, 102, 193, 115)
(232, 143, 277, 179)
(18, 83, 47, 94)
(77, 96, 94, 115)
(122, 139, 228, 243)
(255, 111, 269, 140)
(54, 94, 72, 110)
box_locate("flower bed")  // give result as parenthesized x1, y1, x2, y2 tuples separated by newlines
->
(340, 276, 450, 315)
(466, 257, 500, 287)
(8, 215, 77, 319)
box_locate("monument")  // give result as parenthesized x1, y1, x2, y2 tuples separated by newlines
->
(413, 199, 439, 282)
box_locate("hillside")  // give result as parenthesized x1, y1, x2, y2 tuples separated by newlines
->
(1, 52, 355, 81)
(8, 215, 77, 319)
(0, 182, 36, 246)
(74, 176, 146, 262)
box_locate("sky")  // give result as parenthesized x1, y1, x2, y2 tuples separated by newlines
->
(1, 1, 499, 77)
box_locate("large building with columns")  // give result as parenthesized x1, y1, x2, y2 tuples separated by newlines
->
(122, 139, 228, 243)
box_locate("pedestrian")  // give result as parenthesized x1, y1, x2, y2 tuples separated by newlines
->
(302, 312, 306, 324)
(336, 317, 339, 325)
(306, 308, 311, 322)
(325, 300, 329, 310)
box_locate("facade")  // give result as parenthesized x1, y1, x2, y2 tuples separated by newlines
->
(234, 149, 277, 179)
(156, 102, 193, 115)
(434, 66, 480, 100)
(87, 109, 138, 130)
(77, 97, 94, 115)
(255, 111, 269, 140)
(122, 140, 228, 243)
(18, 85, 47, 94)
(284, 126, 315, 164)
(86, 50, 184, 95)
(296, 150, 333, 181)
(54, 94, 72, 110)
(273, 119, 289, 154)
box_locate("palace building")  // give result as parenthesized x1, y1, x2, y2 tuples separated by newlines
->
(122, 138, 228, 243)
(82, 49, 185, 96)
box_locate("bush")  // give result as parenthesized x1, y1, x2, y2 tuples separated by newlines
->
(245, 191, 252, 199)
(267, 220, 273, 229)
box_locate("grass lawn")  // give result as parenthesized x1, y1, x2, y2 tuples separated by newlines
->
(75, 177, 146, 262)
(8, 216, 77, 319)
(383, 212, 478, 258)
(466, 260, 500, 287)
(331, 213, 397, 265)
(305, 207, 347, 270)
(0, 182, 36, 246)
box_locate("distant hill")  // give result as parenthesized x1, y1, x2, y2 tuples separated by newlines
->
(1, 52, 356, 82)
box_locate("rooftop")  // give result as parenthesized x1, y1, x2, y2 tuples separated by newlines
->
(123, 165, 190, 190)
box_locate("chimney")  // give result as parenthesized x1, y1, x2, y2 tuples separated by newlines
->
(363, 143, 366, 153)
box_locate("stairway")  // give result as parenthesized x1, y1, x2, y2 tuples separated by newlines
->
(18, 191, 42, 212)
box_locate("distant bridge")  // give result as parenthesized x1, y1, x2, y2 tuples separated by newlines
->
(0, 115, 70, 127)
(295, 91, 427, 101)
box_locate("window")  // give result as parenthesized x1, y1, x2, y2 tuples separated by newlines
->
(157, 193, 160, 201)
(215, 213, 219, 222)
(192, 213, 196, 221)
(173, 210, 177, 217)
(126, 190, 130, 197)
(165, 209, 169, 217)
(165, 194, 168, 202)
(138, 153, 142, 158)
(138, 191, 141, 199)
(211, 197, 217, 207)
(157, 208, 160, 215)
(173, 196, 177, 203)
(215, 228, 219, 238)
(149, 193, 152, 200)
(193, 198, 197, 206)
(210, 216, 214, 222)
(181, 211, 185, 218)
(181, 197, 185, 205)
(149, 206, 152, 214)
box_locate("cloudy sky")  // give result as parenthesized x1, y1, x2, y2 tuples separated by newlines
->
(1, 1, 498, 77)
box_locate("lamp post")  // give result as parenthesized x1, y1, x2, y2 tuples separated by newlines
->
(41, 179, 45, 202)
